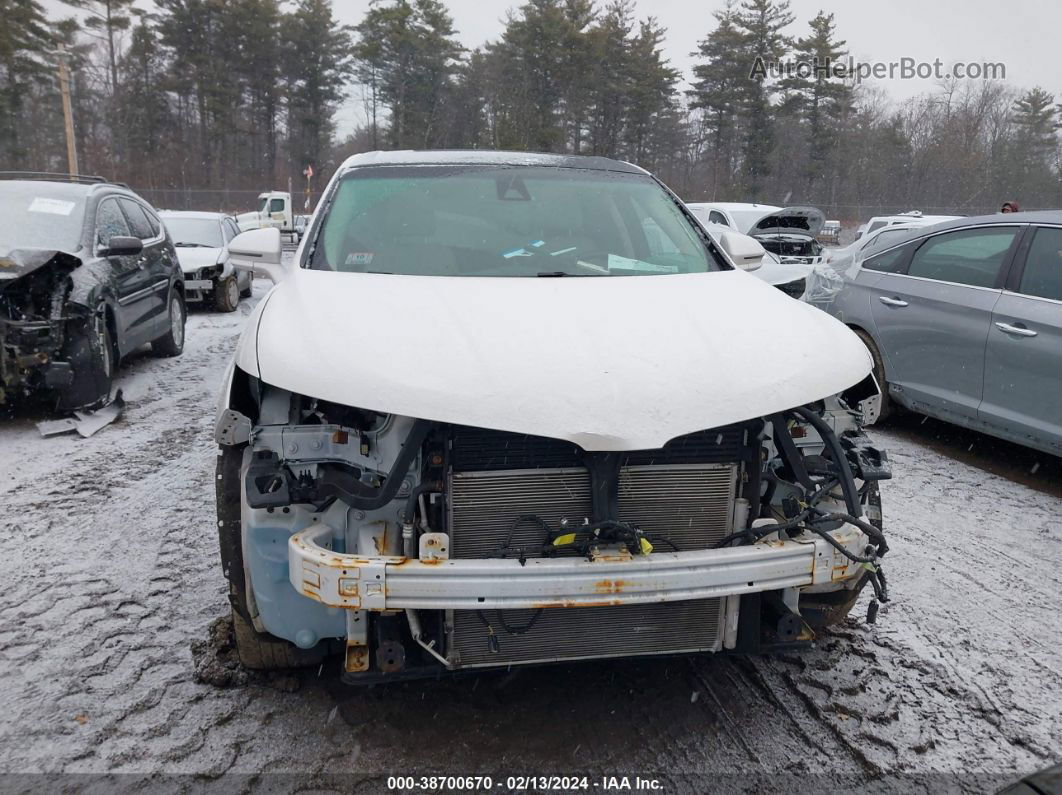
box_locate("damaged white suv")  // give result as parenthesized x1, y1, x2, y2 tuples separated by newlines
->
(215, 151, 891, 681)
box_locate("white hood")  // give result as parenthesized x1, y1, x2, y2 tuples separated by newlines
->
(237, 269, 871, 451)
(174, 246, 223, 275)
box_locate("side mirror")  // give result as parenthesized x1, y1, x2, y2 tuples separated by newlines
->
(718, 231, 765, 272)
(100, 236, 143, 257)
(228, 227, 286, 283)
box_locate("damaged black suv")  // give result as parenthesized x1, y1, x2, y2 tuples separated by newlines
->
(0, 174, 185, 410)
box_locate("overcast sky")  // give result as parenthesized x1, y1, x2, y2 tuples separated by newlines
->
(45, 0, 1057, 137)
(331, 0, 1056, 135)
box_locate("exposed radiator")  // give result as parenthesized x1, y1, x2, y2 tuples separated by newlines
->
(445, 461, 738, 667)
(448, 463, 738, 558)
(451, 599, 725, 668)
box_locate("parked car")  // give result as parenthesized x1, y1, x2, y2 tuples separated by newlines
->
(824, 221, 929, 276)
(293, 214, 310, 242)
(686, 201, 826, 265)
(213, 151, 891, 680)
(827, 211, 1062, 454)
(853, 210, 961, 241)
(0, 173, 185, 411)
(159, 211, 251, 312)
(686, 204, 813, 298)
(818, 220, 842, 245)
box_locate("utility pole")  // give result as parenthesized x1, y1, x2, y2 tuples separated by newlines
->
(56, 44, 79, 178)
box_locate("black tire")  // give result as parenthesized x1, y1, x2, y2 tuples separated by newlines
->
(852, 329, 892, 424)
(231, 609, 325, 670)
(240, 284, 252, 299)
(57, 310, 114, 411)
(151, 292, 185, 357)
(214, 275, 240, 313)
(216, 446, 326, 670)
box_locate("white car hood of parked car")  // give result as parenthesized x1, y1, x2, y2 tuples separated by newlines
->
(235, 268, 871, 451)
(174, 246, 227, 276)
(748, 206, 825, 238)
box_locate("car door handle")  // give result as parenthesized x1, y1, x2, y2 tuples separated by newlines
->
(995, 322, 1037, 338)
(878, 296, 909, 307)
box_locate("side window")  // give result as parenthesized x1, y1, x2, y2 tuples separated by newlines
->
(268, 198, 285, 214)
(867, 220, 887, 234)
(95, 198, 130, 246)
(863, 243, 911, 274)
(143, 207, 162, 237)
(866, 228, 906, 253)
(226, 219, 240, 240)
(907, 227, 1018, 288)
(1018, 226, 1062, 301)
(119, 198, 154, 240)
(708, 210, 729, 227)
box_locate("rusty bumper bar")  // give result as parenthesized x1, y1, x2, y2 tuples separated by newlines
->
(289, 524, 869, 611)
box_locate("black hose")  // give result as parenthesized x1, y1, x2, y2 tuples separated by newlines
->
(711, 477, 840, 548)
(811, 509, 889, 557)
(790, 406, 861, 517)
(401, 478, 442, 525)
(770, 414, 816, 491)
(317, 419, 431, 511)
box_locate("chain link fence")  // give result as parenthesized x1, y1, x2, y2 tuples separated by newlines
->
(132, 187, 323, 216)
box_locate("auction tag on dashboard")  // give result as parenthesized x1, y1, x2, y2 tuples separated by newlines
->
(345, 252, 374, 266)
(27, 197, 76, 216)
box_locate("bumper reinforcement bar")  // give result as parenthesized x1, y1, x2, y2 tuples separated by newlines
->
(289, 524, 869, 611)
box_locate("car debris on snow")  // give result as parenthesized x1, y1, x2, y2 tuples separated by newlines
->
(36, 389, 125, 438)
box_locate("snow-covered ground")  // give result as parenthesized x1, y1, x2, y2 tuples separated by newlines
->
(0, 274, 1059, 792)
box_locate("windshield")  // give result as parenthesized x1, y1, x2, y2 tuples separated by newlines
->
(309, 165, 721, 277)
(162, 217, 224, 248)
(0, 184, 86, 254)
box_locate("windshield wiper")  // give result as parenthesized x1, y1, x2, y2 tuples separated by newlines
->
(536, 271, 584, 277)
(174, 242, 211, 248)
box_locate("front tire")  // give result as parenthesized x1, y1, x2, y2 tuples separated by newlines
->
(151, 292, 185, 357)
(214, 275, 240, 313)
(853, 329, 892, 424)
(58, 310, 114, 411)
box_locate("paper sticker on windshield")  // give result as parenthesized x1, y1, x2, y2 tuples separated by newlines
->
(345, 252, 374, 266)
(28, 197, 76, 216)
(607, 254, 678, 273)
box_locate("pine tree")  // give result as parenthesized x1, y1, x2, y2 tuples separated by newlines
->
(0, 0, 54, 166)
(782, 11, 852, 196)
(353, 0, 462, 150)
(283, 0, 353, 187)
(118, 11, 171, 186)
(623, 18, 679, 167)
(734, 0, 793, 198)
(688, 1, 748, 196)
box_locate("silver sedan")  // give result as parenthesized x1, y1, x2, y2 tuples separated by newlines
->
(826, 211, 1062, 456)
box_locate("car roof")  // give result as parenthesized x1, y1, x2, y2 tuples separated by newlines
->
(861, 210, 1062, 257)
(1, 179, 101, 199)
(912, 210, 1062, 233)
(338, 149, 647, 174)
(158, 210, 229, 221)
